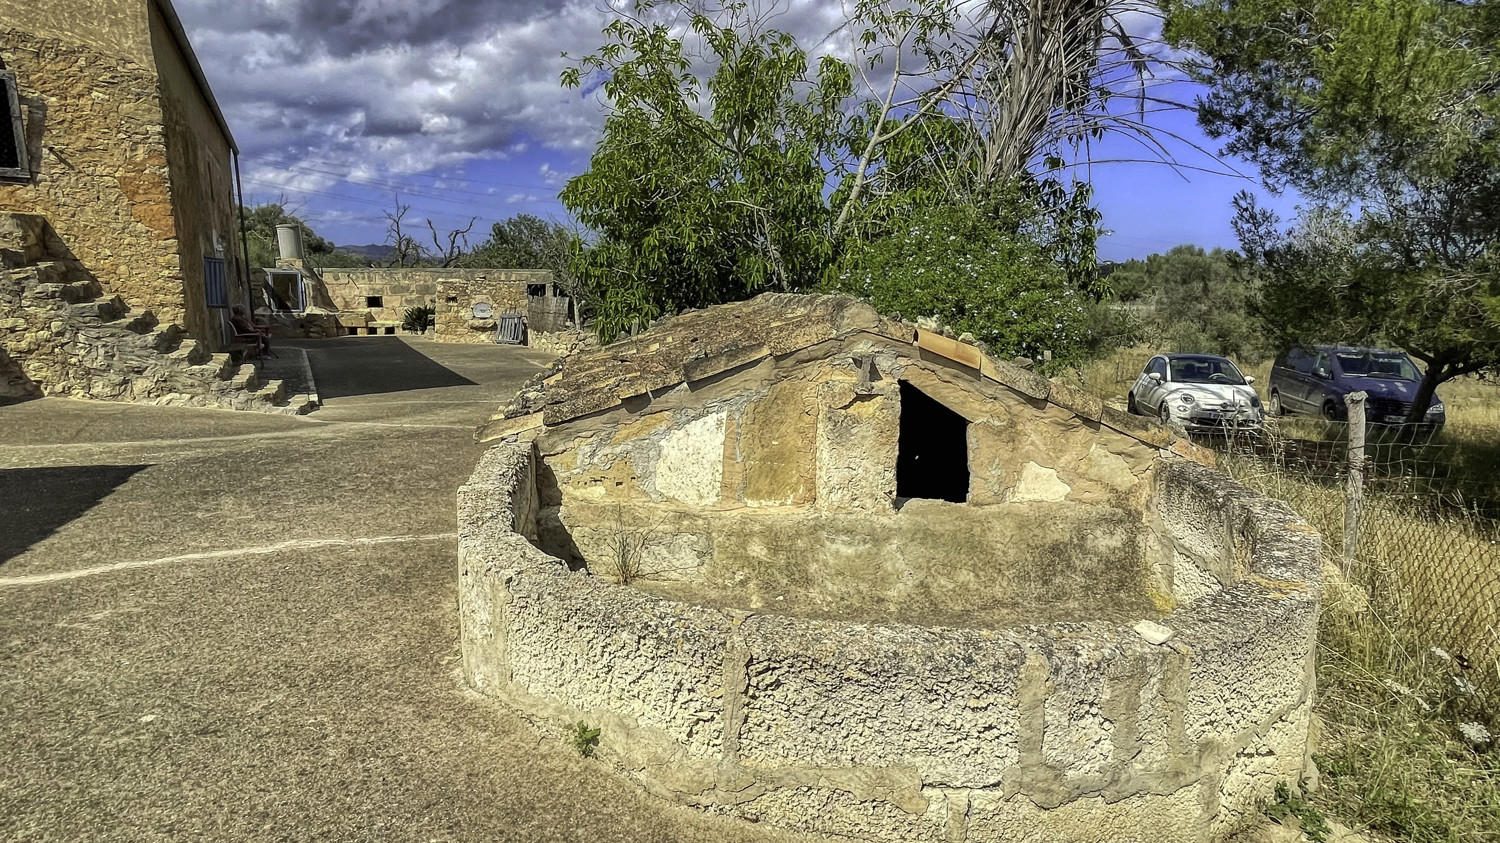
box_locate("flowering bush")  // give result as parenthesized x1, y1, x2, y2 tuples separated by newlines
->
(824, 204, 1088, 371)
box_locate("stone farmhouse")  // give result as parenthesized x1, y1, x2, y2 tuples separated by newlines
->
(0, 0, 309, 411)
(460, 294, 1323, 842)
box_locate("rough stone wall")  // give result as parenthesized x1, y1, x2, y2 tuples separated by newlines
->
(432, 274, 539, 343)
(551, 498, 1159, 628)
(459, 444, 1322, 843)
(321, 268, 548, 333)
(0, 0, 154, 64)
(464, 296, 1317, 840)
(0, 30, 188, 325)
(1, 212, 308, 413)
(530, 352, 1158, 514)
(148, 0, 247, 348)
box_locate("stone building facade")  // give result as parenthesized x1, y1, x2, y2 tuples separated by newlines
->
(461, 294, 1323, 842)
(0, 0, 248, 353)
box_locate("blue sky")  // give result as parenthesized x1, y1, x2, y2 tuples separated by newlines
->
(178, 0, 1301, 263)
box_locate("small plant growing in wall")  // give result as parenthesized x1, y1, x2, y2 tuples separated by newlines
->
(569, 721, 601, 757)
(601, 504, 664, 585)
(402, 304, 435, 333)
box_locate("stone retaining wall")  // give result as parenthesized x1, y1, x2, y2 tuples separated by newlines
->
(459, 443, 1322, 842)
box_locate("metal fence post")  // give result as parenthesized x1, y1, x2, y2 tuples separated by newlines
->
(1342, 391, 1367, 573)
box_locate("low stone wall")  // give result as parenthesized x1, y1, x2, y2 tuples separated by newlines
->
(459, 444, 1321, 842)
(320, 268, 552, 335)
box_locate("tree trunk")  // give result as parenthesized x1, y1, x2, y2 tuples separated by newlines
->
(1406, 364, 1445, 423)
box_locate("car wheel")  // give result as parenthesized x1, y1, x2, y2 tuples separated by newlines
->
(1268, 390, 1282, 416)
(1322, 399, 1340, 421)
(1127, 392, 1140, 415)
(1159, 401, 1173, 425)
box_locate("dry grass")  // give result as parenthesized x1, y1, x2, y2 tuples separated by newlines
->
(1074, 349, 1500, 841)
(1218, 454, 1500, 842)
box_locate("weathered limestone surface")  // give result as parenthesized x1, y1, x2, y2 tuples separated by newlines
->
(460, 294, 1319, 841)
(429, 273, 544, 343)
(148, 0, 246, 347)
(318, 268, 552, 340)
(460, 444, 1321, 842)
(1, 9, 251, 351)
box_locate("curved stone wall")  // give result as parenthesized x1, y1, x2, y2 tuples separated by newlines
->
(459, 442, 1321, 842)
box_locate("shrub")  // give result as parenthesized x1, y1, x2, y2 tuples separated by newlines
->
(568, 721, 601, 757)
(402, 305, 435, 333)
(824, 204, 1089, 372)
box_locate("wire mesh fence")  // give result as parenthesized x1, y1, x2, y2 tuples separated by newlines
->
(1205, 397, 1500, 716)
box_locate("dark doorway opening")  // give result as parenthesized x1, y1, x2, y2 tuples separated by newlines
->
(897, 381, 970, 503)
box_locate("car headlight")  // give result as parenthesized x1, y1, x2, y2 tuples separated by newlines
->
(1427, 402, 1445, 416)
(1250, 395, 1262, 409)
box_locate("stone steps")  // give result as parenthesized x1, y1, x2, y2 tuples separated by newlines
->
(252, 379, 285, 406)
(138, 326, 185, 354)
(63, 295, 127, 322)
(166, 338, 211, 367)
(2, 211, 318, 417)
(227, 363, 259, 392)
(183, 352, 237, 382)
(281, 393, 317, 415)
(106, 308, 159, 335)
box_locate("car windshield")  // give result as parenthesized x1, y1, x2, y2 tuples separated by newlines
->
(1336, 352, 1420, 381)
(1169, 358, 1246, 385)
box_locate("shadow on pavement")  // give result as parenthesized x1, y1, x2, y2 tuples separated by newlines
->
(304, 337, 479, 400)
(0, 464, 151, 565)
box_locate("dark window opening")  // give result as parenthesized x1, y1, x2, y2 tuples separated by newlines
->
(0, 68, 28, 177)
(266, 271, 304, 312)
(445, 294, 459, 304)
(896, 381, 970, 503)
(527, 283, 547, 297)
(366, 295, 383, 308)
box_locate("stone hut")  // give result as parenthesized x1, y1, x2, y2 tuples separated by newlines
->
(459, 294, 1323, 842)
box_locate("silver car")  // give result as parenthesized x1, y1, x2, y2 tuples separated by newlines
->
(1127, 353, 1263, 433)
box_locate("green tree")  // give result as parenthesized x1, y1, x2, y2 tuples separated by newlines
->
(1164, 0, 1500, 420)
(562, 0, 1180, 342)
(464, 214, 592, 329)
(824, 203, 1089, 369)
(561, 3, 850, 340)
(463, 215, 562, 269)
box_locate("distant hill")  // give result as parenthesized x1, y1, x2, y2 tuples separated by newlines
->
(336, 244, 397, 261)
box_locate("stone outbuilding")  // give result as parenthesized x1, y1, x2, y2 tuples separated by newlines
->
(0, 0, 310, 410)
(1, 0, 250, 349)
(460, 294, 1324, 842)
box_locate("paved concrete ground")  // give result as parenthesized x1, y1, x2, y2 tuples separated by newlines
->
(0, 337, 805, 842)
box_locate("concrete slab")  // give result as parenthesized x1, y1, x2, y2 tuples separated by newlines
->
(0, 543, 804, 843)
(0, 340, 805, 841)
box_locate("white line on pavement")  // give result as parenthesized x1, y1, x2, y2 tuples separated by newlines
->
(0, 533, 459, 587)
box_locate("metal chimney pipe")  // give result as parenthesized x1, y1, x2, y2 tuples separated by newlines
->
(275, 224, 305, 262)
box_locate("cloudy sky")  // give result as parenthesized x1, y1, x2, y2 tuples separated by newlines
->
(175, 0, 1298, 261)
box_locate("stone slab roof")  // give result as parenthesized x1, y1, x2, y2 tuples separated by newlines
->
(477, 292, 1207, 464)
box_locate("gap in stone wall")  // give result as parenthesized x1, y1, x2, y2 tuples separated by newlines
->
(896, 380, 970, 504)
